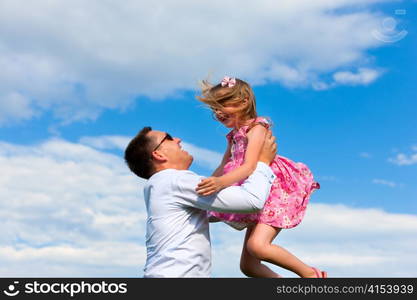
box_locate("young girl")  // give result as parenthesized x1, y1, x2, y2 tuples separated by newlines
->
(196, 76, 327, 278)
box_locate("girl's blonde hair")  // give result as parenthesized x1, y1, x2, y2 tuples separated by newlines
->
(196, 77, 257, 126)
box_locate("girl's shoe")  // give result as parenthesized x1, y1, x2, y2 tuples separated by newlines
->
(311, 267, 328, 278)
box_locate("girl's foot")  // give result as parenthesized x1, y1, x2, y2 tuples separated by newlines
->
(305, 267, 327, 278)
(311, 267, 327, 278)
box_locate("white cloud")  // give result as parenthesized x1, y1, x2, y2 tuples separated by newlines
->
(79, 135, 130, 151)
(312, 81, 330, 91)
(372, 178, 398, 188)
(0, 92, 36, 125)
(2, 137, 416, 277)
(0, 0, 393, 124)
(333, 68, 382, 86)
(0, 138, 147, 276)
(389, 152, 417, 166)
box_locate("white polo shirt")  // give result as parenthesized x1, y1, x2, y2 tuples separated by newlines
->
(143, 162, 276, 277)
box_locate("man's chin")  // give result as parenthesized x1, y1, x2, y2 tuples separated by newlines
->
(187, 155, 194, 168)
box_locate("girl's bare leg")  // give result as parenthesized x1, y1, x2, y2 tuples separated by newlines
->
(239, 225, 282, 278)
(246, 223, 322, 278)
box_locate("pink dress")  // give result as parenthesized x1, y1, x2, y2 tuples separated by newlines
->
(209, 117, 320, 230)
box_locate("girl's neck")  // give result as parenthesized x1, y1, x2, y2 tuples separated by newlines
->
(233, 117, 257, 130)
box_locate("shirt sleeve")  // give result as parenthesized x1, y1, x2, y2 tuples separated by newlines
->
(174, 162, 276, 213)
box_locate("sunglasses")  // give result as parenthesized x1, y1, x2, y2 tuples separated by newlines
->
(153, 133, 173, 151)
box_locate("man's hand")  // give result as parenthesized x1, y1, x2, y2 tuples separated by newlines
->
(258, 130, 277, 164)
(196, 176, 225, 196)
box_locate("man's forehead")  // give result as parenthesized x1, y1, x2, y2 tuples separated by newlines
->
(147, 130, 165, 139)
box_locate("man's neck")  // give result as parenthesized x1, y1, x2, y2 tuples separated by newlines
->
(154, 163, 188, 173)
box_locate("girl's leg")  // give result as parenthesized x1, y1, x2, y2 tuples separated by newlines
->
(246, 223, 325, 278)
(239, 225, 281, 278)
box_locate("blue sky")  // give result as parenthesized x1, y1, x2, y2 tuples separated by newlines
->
(0, 0, 416, 277)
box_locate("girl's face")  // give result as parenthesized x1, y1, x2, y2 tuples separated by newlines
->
(212, 99, 248, 128)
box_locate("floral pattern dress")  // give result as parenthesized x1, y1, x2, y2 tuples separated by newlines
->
(209, 117, 320, 230)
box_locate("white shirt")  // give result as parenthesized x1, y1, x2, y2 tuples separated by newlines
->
(143, 162, 276, 278)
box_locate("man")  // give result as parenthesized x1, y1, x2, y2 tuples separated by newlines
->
(124, 127, 277, 277)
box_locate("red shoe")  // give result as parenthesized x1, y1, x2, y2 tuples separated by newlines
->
(312, 267, 328, 278)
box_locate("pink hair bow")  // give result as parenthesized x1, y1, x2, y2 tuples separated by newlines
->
(220, 76, 236, 88)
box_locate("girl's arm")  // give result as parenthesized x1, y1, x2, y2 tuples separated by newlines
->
(196, 125, 268, 196)
(211, 142, 232, 177)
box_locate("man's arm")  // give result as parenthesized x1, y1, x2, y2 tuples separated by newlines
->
(175, 162, 275, 213)
(176, 130, 277, 212)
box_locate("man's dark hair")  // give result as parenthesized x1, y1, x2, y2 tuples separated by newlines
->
(124, 126, 155, 179)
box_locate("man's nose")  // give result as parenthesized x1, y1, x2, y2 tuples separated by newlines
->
(174, 137, 181, 143)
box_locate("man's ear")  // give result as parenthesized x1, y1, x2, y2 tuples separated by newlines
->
(150, 150, 167, 163)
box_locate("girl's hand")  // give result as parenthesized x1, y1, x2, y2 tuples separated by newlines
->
(196, 177, 225, 196)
